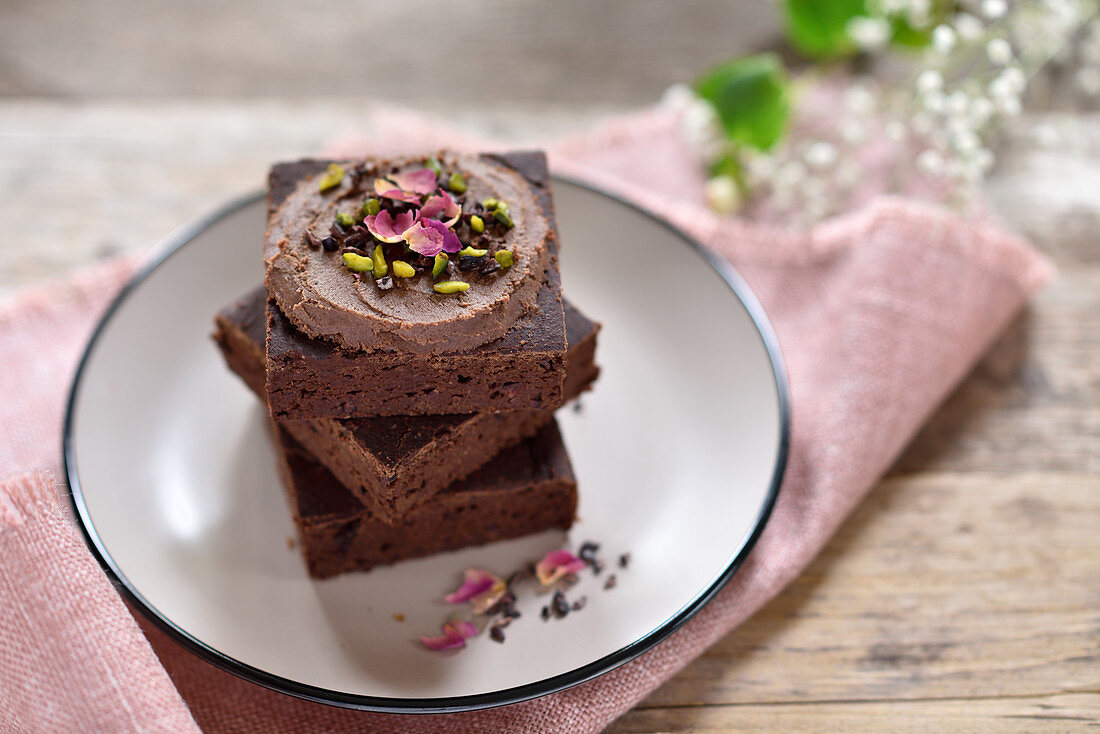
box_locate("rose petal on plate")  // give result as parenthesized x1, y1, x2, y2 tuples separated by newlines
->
(444, 569, 499, 604)
(420, 190, 462, 228)
(470, 579, 508, 615)
(420, 619, 479, 651)
(366, 209, 419, 243)
(536, 549, 587, 586)
(403, 221, 445, 257)
(393, 168, 439, 195)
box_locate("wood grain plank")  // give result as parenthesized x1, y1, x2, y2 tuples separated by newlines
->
(0, 0, 779, 104)
(609, 693, 1100, 733)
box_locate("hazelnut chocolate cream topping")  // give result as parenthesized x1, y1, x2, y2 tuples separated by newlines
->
(263, 152, 552, 354)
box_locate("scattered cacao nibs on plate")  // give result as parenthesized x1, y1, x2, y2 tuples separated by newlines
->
(551, 590, 570, 618)
(578, 541, 600, 566)
(618, 553, 631, 569)
(591, 559, 605, 575)
(603, 574, 617, 590)
(571, 596, 587, 612)
(541, 606, 550, 621)
(489, 625, 506, 643)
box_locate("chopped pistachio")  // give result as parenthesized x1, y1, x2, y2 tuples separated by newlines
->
(432, 253, 449, 278)
(481, 197, 499, 210)
(335, 212, 355, 227)
(426, 157, 443, 175)
(342, 252, 374, 272)
(448, 172, 467, 194)
(434, 280, 470, 294)
(495, 250, 514, 268)
(318, 162, 345, 192)
(371, 245, 388, 277)
(357, 197, 381, 220)
(457, 246, 488, 257)
(494, 200, 511, 215)
(469, 215, 485, 233)
(392, 260, 415, 278)
(493, 209, 515, 228)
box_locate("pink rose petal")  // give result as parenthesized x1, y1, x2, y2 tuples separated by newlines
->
(536, 549, 587, 586)
(373, 178, 421, 203)
(422, 218, 461, 253)
(392, 168, 438, 195)
(444, 569, 508, 614)
(421, 190, 462, 228)
(420, 619, 479, 651)
(403, 221, 445, 257)
(366, 209, 419, 243)
(444, 569, 498, 604)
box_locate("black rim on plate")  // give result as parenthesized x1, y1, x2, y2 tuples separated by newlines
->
(64, 177, 791, 714)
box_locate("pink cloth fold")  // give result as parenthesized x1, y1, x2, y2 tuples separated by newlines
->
(0, 106, 1051, 733)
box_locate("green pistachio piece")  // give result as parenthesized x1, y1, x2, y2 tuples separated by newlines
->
(358, 197, 381, 219)
(392, 260, 415, 278)
(469, 215, 485, 233)
(426, 157, 443, 175)
(342, 252, 374, 272)
(457, 246, 488, 257)
(448, 172, 467, 194)
(335, 212, 355, 227)
(432, 253, 449, 278)
(434, 280, 470, 294)
(494, 200, 511, 215)
(493, 209, 514, 228)
(371, 245, 388, 277)
(494, 250, 514, 268)
(318, 162, 345, 192)
(481, 197, 499, 210)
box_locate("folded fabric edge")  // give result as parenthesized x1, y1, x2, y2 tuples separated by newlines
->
(0, 472, 59, 528)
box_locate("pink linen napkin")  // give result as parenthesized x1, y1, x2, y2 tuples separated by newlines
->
(0, 105, 1051, 733)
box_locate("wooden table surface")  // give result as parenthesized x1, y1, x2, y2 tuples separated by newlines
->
(2, 2, 1097, 731)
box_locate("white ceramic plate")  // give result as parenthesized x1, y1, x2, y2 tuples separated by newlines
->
(65, 179, 788, 712)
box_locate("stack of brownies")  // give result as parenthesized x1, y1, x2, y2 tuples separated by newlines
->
(212, 151, 599, 578)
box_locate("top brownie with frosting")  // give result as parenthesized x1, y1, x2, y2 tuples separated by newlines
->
(263, 151, 556, 354)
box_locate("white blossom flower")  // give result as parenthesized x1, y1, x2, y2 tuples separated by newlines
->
(804, 141, 838, 169)
(954, 12, 986, 41)
(704, 176, 741, 215)
(916, 149, 945, 175)
(847, 16, 892, 50)
(986, 38, 1014, 65)
(932, 25, 957, 55)
(982, 0, 1008, 20)
(916, 69, 944, 94)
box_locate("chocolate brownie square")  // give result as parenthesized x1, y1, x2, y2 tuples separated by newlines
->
(214, 286, 599, 523)
(263, 152, 568, 419)
(274, 421, 578, 579)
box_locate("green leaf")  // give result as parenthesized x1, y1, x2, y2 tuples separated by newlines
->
(694, 54, 790, 152)
(780, 0, 866, 59)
